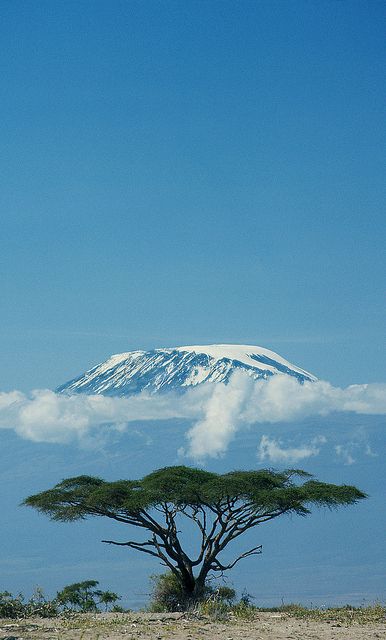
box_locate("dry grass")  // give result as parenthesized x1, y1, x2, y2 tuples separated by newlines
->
(257, 602, 386, 625)
(0, 605, 385, 640)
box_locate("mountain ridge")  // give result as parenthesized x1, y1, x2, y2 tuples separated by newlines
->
(57, 344, 317, 396)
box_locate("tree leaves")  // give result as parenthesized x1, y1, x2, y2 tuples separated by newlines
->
(23, 466, 367, 520)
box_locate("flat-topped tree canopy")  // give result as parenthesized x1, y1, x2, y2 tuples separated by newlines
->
(24, 466, 366, 605)
(24, 465, 365, 516)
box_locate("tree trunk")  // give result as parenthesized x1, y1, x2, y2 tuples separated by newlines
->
(178, 570, 206, 606)
(180, 572, 195, 595)
(179, 562, 211, 603)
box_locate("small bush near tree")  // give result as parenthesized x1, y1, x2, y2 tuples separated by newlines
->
(149, 572, 210, 612)
(0, 591, 26, 618)
(0, 581, 120, 619)
(56, 580, 120, 612)
(149, 572, 237, 612)
(0, 588, 58, 619)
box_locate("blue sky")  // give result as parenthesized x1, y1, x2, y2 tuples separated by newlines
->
(1, 0, 385, 391)
(0, 0, 385, 607)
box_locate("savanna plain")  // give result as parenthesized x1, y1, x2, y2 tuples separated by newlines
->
(1, 607, 385, 640)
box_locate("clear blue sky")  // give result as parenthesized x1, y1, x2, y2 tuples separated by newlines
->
(1, 0, 385, 390)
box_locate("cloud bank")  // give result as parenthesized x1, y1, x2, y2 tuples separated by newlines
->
(0, 374, 385, 458)
(184, 375, 386, 458)
(0, 388, 202, 445)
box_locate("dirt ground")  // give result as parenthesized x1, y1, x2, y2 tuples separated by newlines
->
(1, 612, 385, 640)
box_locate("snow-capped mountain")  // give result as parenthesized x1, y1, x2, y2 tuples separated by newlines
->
(57, 344, 316, 396)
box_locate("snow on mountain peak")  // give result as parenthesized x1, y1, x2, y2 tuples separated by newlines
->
(57, 344, 316, 396)
(175, 344, 309, 374)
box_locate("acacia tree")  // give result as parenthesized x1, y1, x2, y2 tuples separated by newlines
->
(24, 466, 366, 603)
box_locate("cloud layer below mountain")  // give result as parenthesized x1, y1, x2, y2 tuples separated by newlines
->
(0, 374, 385, 459)
(184, 374, 386, 458)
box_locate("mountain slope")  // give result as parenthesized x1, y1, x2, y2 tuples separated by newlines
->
(57, 344, 316, 396)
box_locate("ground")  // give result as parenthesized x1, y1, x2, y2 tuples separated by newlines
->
(1, 612, 385, 640)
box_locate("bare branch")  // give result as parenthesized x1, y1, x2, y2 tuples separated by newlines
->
(211, 545, 263, 572)
(102, 539, 161, 559)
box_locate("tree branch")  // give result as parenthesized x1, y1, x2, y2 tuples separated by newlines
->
(102, 539, 162, 559)
(210, 544, 262, 571)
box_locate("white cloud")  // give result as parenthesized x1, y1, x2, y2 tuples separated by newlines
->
(258, 435, 327, 464)
(333, 429, 379, 466)
(185, 374, 386, 458)
(335, 444, 356, 466)
(182, 373, 252, 458)
(364, 443, 377, 458)
(0, 388, 201, 445)
(0, 374, 385, 456)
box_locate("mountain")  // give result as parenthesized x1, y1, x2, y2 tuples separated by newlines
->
(57, 344, 317, 396)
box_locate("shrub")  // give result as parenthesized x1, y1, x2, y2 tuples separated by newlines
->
(149, 572, 195, 612)
(56, 580, 120, 612)
(0, 591, 25, 618)
(0, 582, 121, 619)
(149, 572, 239, 613)
(25, 587, 59, 618)
(0, 588, 58, 619)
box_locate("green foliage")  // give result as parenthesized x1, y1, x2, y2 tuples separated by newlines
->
(149, 572, 237, 612)
(56, 580, 120, 612)
(23, 466, 367, 521)
(198, 598, 257, 621)
(99, 590, 122, 611)
(142, 466, 218, 504)
(0, 591, 25, 618)
(215, 586, 236, 603)
(0, 582, 121, 619)
(26, 586, 60, 617)
(0, 587, 58, 619)
(148, 572, 201, 611)
(229, 599, 258, 620)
